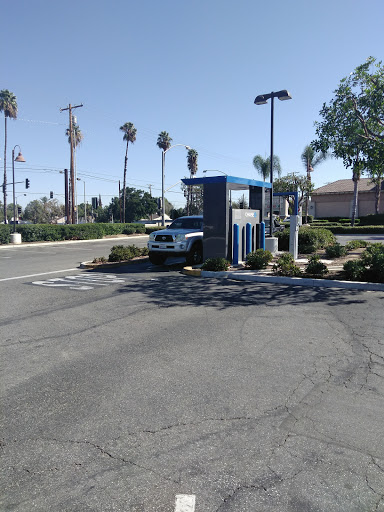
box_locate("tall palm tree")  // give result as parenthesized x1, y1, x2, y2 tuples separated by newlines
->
(156, 131, 172, 152)
(157, 131, 172, 225)
(0, 90, 18, 224)
(66, 116, 84, 223)
(252, 154, 282, 181)
(301, 145, 328, 222)
(120, 122, 137, 222)
(186, 149, 198, 214)
(186, 148, 198, 176)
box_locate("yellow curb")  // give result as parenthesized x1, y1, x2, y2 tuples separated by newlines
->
(182, 267, 202, 277)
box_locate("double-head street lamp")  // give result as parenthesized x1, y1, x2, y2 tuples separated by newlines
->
(161, 144, 190, 226)
(12, 145, 26, 232)
(254, 90, 292, 236)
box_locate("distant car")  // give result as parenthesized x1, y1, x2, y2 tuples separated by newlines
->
(147, 215, 203, 265)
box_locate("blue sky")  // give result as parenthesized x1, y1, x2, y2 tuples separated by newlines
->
(2, 0, 383, 209)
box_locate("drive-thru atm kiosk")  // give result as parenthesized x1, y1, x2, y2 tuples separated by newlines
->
(181, 175, 272, 263)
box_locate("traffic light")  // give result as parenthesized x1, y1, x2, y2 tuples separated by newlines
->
(50, 191, 53, 199)
(92, 197, 98, 209)
(25, 178, 30, 189)
(17, 207, 22, 216)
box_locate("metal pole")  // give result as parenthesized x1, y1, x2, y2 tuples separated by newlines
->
(84, 181, 86, 223)
(12, 148, 16, 233)
(161, 150, 165, 226)
(270, 95, 274, 237)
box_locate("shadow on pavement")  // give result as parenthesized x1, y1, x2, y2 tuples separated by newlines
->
(89, 261, 370, 311)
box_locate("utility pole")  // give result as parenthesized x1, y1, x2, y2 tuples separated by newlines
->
(60, 103, 83, 223)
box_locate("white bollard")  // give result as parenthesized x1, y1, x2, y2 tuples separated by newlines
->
(10, 232, 22, 244)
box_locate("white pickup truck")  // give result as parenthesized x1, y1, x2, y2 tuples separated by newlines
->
(147, 215, 203, 265)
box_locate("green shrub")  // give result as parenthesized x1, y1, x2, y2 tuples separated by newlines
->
(325, 243, 347, 259)
(322, 225, 384, 234)
(359, 214, 384, 226)
(273, 253, 302, 277)
(92, 256, 107, 263)
(275, 227, 335, 253)
(0, 225, 11, 244)
(108, 244, 144, 262)
(345, 239, 369, 251)
(123, 225, 137, 235)
(305, 254, 329, 277)
(201, 257, 231, 271)
(145, 226, 167, 234)
(343, 260, 366, 281)
(360, 243, 384, 265)
(343, 243, 384, 283)
(245, 249, 273, 270)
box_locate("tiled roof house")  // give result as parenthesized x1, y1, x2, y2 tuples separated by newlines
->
(310, 178, 384, 218)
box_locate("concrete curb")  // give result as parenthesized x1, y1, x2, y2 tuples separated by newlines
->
(80, 257, 150, 269)
(0, 234, 148, 250)
(182, 267, 202, 277)
(185, 269, 384, 292)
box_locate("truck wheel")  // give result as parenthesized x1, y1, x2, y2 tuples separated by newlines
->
(149, 252, 167, 265)
(186, 243, 203, 265)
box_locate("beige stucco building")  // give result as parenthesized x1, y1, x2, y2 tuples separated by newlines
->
(309, 178, 384, 218)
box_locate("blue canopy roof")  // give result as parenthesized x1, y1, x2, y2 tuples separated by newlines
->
(181, 175, 272, 190)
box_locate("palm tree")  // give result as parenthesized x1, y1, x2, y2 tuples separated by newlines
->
(156, 131, 172, 152)
(301, 145, 328, 222)
(0, 90, 18, 224)
(66, 115, 83, 223)
(157, 131, 172, 225)
(120, 122, 137, 222)
(186, 148, 198, 176)
(186, 149, 198, 214)
(252, 154, 282, 181)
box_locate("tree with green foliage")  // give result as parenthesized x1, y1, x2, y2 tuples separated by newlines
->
(0, 89, 18, 224)
(180, 182, 203, 215)
(187, 148, 198, 176)
(231, 194, 249, 209)
(120, 122, 137, 222)
(97, 188, 158, 223)
(186, 149, 198, 214)
(252, 154, 282, 181)
(312, 56, 384, 225)
(24, 197, 65, 224)
(170, 207, 185, 220)
(274, 174, 314, 213)
(301, 145, 328, 222)
(156, 131, 172, 152)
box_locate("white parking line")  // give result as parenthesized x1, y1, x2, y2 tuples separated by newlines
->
(175, 495, 196, 512)
(0, 268, 78, 282)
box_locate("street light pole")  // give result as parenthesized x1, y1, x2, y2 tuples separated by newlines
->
(12, 146, 26, 233)
(254, 90, 292, 236)
(161, 144, 190, 226)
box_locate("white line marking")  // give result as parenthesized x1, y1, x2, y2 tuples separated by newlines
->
(0, 268, 78, 282)
(175, 495, 196, 512)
